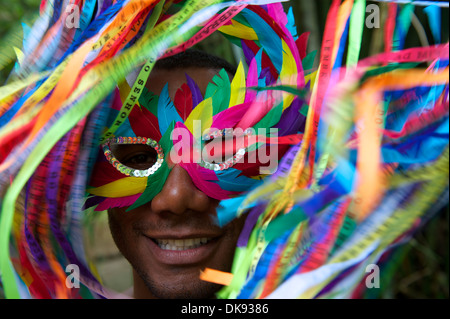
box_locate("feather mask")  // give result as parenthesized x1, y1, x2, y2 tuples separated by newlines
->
(2, 0, 447, 301)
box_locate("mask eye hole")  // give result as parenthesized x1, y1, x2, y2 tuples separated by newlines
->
(200, 129, 252, 171)
(203, 136, 235, 163)
(102, 137, 164, 177)
(112, 144, 157, 170)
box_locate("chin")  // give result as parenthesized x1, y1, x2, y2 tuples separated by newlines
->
(134, 266, 222, 299)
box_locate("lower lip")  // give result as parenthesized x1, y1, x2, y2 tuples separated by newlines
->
(144, 236, 220, 266)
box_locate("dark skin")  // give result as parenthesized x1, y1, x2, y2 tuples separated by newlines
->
(107, 67, 247, 299)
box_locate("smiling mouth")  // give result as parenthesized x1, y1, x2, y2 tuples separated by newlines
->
(151, 238, 215, 251)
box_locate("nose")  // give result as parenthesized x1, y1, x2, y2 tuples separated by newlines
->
(150, 165, 211, 215)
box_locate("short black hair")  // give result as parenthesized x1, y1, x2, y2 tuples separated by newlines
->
(154, 49, 237, 75)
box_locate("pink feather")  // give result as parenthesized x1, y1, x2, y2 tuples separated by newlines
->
(252, 6, 305, 87)
(244, 56, 259, 103)
(94, 194, 142, 211)
(267, 3, 288, 26)
(181, 163, 240, 200)
(211, 102, 253, 129)
(236, 93, 277, 130)
(112, 88, 123, 110)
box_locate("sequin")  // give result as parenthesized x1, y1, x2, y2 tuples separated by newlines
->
(102, 136, 165, 178)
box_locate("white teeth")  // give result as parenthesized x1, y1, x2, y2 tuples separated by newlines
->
(155, 238, 212, 250)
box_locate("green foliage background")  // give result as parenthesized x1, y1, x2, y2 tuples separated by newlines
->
(0, 0, 41, 37)
(0, 0, 448, 299)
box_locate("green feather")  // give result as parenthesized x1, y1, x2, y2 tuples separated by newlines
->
(126, 121, 175, 211)
(139, 87, 159, 116)
(249, 85, 307, 98)
(253, 100, 284, 132)
(302, 50, 317, 72)
(204, 68, 231, 116)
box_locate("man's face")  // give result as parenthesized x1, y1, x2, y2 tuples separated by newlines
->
(107, 68, 247, 299)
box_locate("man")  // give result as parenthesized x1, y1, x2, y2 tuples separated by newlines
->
(1, 0, 447, 301)
(103, 50, 249, 299)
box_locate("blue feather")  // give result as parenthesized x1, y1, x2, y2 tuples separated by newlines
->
(214, 168, 261, 192)
(241, 8, 283, 73)
(216, 195, 249, 227)
(255, 49, 266, 87)
(157, 83, 183, 135)
(287, 7, 299, 41)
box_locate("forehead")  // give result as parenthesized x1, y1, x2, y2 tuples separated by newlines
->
(145, 67, 222, 99)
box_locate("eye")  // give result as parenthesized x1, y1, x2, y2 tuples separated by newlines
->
(103, 137, 164, 177)
(200, 129, 251, 170)
(204, 137, 229, 163)
(203, 131, 246, 163)
(111, 144, 158, 170)
(123, 152, 157, 169)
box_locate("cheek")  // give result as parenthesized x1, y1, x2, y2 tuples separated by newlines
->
(212, 214, 248, 270)
(107, 208, 139, 257)
(222, 213, 248, 248)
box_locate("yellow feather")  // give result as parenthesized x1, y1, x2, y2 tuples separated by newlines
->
(118, 80, 131, 102)
(87, 177, 147, 198)
(13, 47, 25, 66)
(185, 97, 213, 137)
(118, 80, 143, 110)
(279, 40, 297, 110)
(304, 70, 318, 91)
(219, 20, 258, 40)
(229, 61, 246, 108)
